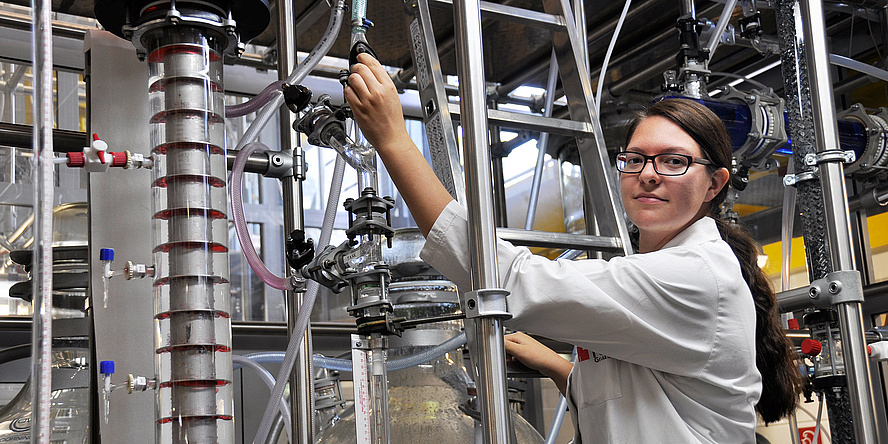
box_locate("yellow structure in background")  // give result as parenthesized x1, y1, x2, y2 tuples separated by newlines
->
(761, 210, 888, 286)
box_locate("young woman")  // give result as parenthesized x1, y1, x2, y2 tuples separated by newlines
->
(344, 53, 801, 443)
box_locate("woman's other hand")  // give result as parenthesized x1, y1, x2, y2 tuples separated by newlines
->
(505, 332, 573, 395)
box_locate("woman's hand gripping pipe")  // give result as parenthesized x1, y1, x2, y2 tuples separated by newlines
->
(344, 53, 454, 236)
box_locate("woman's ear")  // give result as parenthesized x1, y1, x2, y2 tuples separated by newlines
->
(705, 167, 731, 202)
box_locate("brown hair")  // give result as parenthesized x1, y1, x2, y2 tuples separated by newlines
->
(625, 99, 802, 423)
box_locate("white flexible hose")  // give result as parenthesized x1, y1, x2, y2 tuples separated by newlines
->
(595, 0, 631, 115)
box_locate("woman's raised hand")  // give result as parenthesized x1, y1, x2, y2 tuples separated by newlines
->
(344, 52, 412, 152)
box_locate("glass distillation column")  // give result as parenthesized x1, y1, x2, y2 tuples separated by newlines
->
(91, 2, 270, 442)
(146, 25, 233, 443)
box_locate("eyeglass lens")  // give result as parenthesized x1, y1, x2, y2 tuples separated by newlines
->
(616, 152, 692, 176)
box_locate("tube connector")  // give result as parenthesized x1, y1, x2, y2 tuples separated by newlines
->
(65, 136, 153, 171)
(123, 261, 155, 280)
(126, 374, 156, 394)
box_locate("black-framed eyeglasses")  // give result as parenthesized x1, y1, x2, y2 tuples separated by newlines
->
(615, 151, 713, 176)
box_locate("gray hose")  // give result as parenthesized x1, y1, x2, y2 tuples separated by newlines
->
(232, 355, 292, 442)
(266, 413, 286, 444)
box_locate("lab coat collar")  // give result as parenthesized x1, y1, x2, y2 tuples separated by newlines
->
(660, 216, 721, 250)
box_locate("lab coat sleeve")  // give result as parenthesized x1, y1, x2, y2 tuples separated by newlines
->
(421, 201, 722, 377)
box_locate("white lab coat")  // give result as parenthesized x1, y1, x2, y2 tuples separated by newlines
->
(420, 201, 762, 444)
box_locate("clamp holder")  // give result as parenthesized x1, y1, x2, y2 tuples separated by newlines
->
(804, 150, 856, 167)
(807, 270, 864, 308)
(783, 171, 817, 187)
(462, 288, 512, 320)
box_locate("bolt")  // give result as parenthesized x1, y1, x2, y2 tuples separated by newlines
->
(355, 341, 362, 347)
(809, 286, 820, 299)
(271, 155, 283, 166)
(467, 299, 476, 310)
(828, 281, 841, 294)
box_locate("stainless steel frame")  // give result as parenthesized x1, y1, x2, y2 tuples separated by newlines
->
(277, 1, 315, 442)
(799, 1, 880, 442)
(452, 0, 514, 442)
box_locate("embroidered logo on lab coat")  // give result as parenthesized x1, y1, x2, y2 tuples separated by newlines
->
(577, 347, 609, 363)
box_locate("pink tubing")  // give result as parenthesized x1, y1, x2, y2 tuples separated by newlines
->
(229, 141, 293, 290)
(224, 80, 286, 118)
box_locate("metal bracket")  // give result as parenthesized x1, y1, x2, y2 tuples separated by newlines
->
(461, 288, 512, 319)
(804, 150, 856, 167)
(265, 151, 295, 178)
(807, 270, 864, 307)
(351, 335, 370, 350)
(783, 170, 817, 187)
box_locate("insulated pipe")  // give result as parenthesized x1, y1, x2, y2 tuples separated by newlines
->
(276, 0, 315, 440)
(146, 25, 234, 443)
(30, 0, 55, 441)
(453, 0, 513, 442)
(800, 1, 880, 442)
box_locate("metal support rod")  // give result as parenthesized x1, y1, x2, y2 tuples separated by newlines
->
(277, 0, 314, 441)
(681, 0, 695, 17)
(800, 1, 879, 442)
(30, 0, 54, 441)
(525, 50, 558, 231)
(453, 0, 513, 441)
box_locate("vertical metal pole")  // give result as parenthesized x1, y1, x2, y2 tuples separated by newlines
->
(452, 0, 513, 442)
(681, 0, 695, 17)
(800, 1, 879, 442)
(278, 1, 314, 442)
(31, 0, 54, 442)
(525, 50, 558, 231)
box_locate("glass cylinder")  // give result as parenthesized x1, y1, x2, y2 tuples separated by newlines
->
(317, 299, 544, 444)
(146, 25, 233, 444)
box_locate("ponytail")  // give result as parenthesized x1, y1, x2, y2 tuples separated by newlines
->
(714, 218, 803, 424)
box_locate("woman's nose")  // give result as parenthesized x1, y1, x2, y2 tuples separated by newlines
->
(637, 159, 661, 181)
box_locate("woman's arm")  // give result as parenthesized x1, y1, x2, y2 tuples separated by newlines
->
(344, 53, 454, 236)
(505, 332, 573, 395)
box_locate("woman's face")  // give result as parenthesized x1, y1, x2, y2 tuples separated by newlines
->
(620, 116, 726, 252)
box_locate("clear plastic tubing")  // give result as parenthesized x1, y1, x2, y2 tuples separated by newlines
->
(243, 331, 468, 372)
(230, 141, 292, 290)
(225, 80, 285, 118)
(146, 26, 234, 444)
(235, 0, 346, 151)
(30, 0, 55, 440)
(230, 355, 291, 441)
(252, 155, 346, 444)
(595, 0, 631, 114)
(229, 0, 346, 290)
